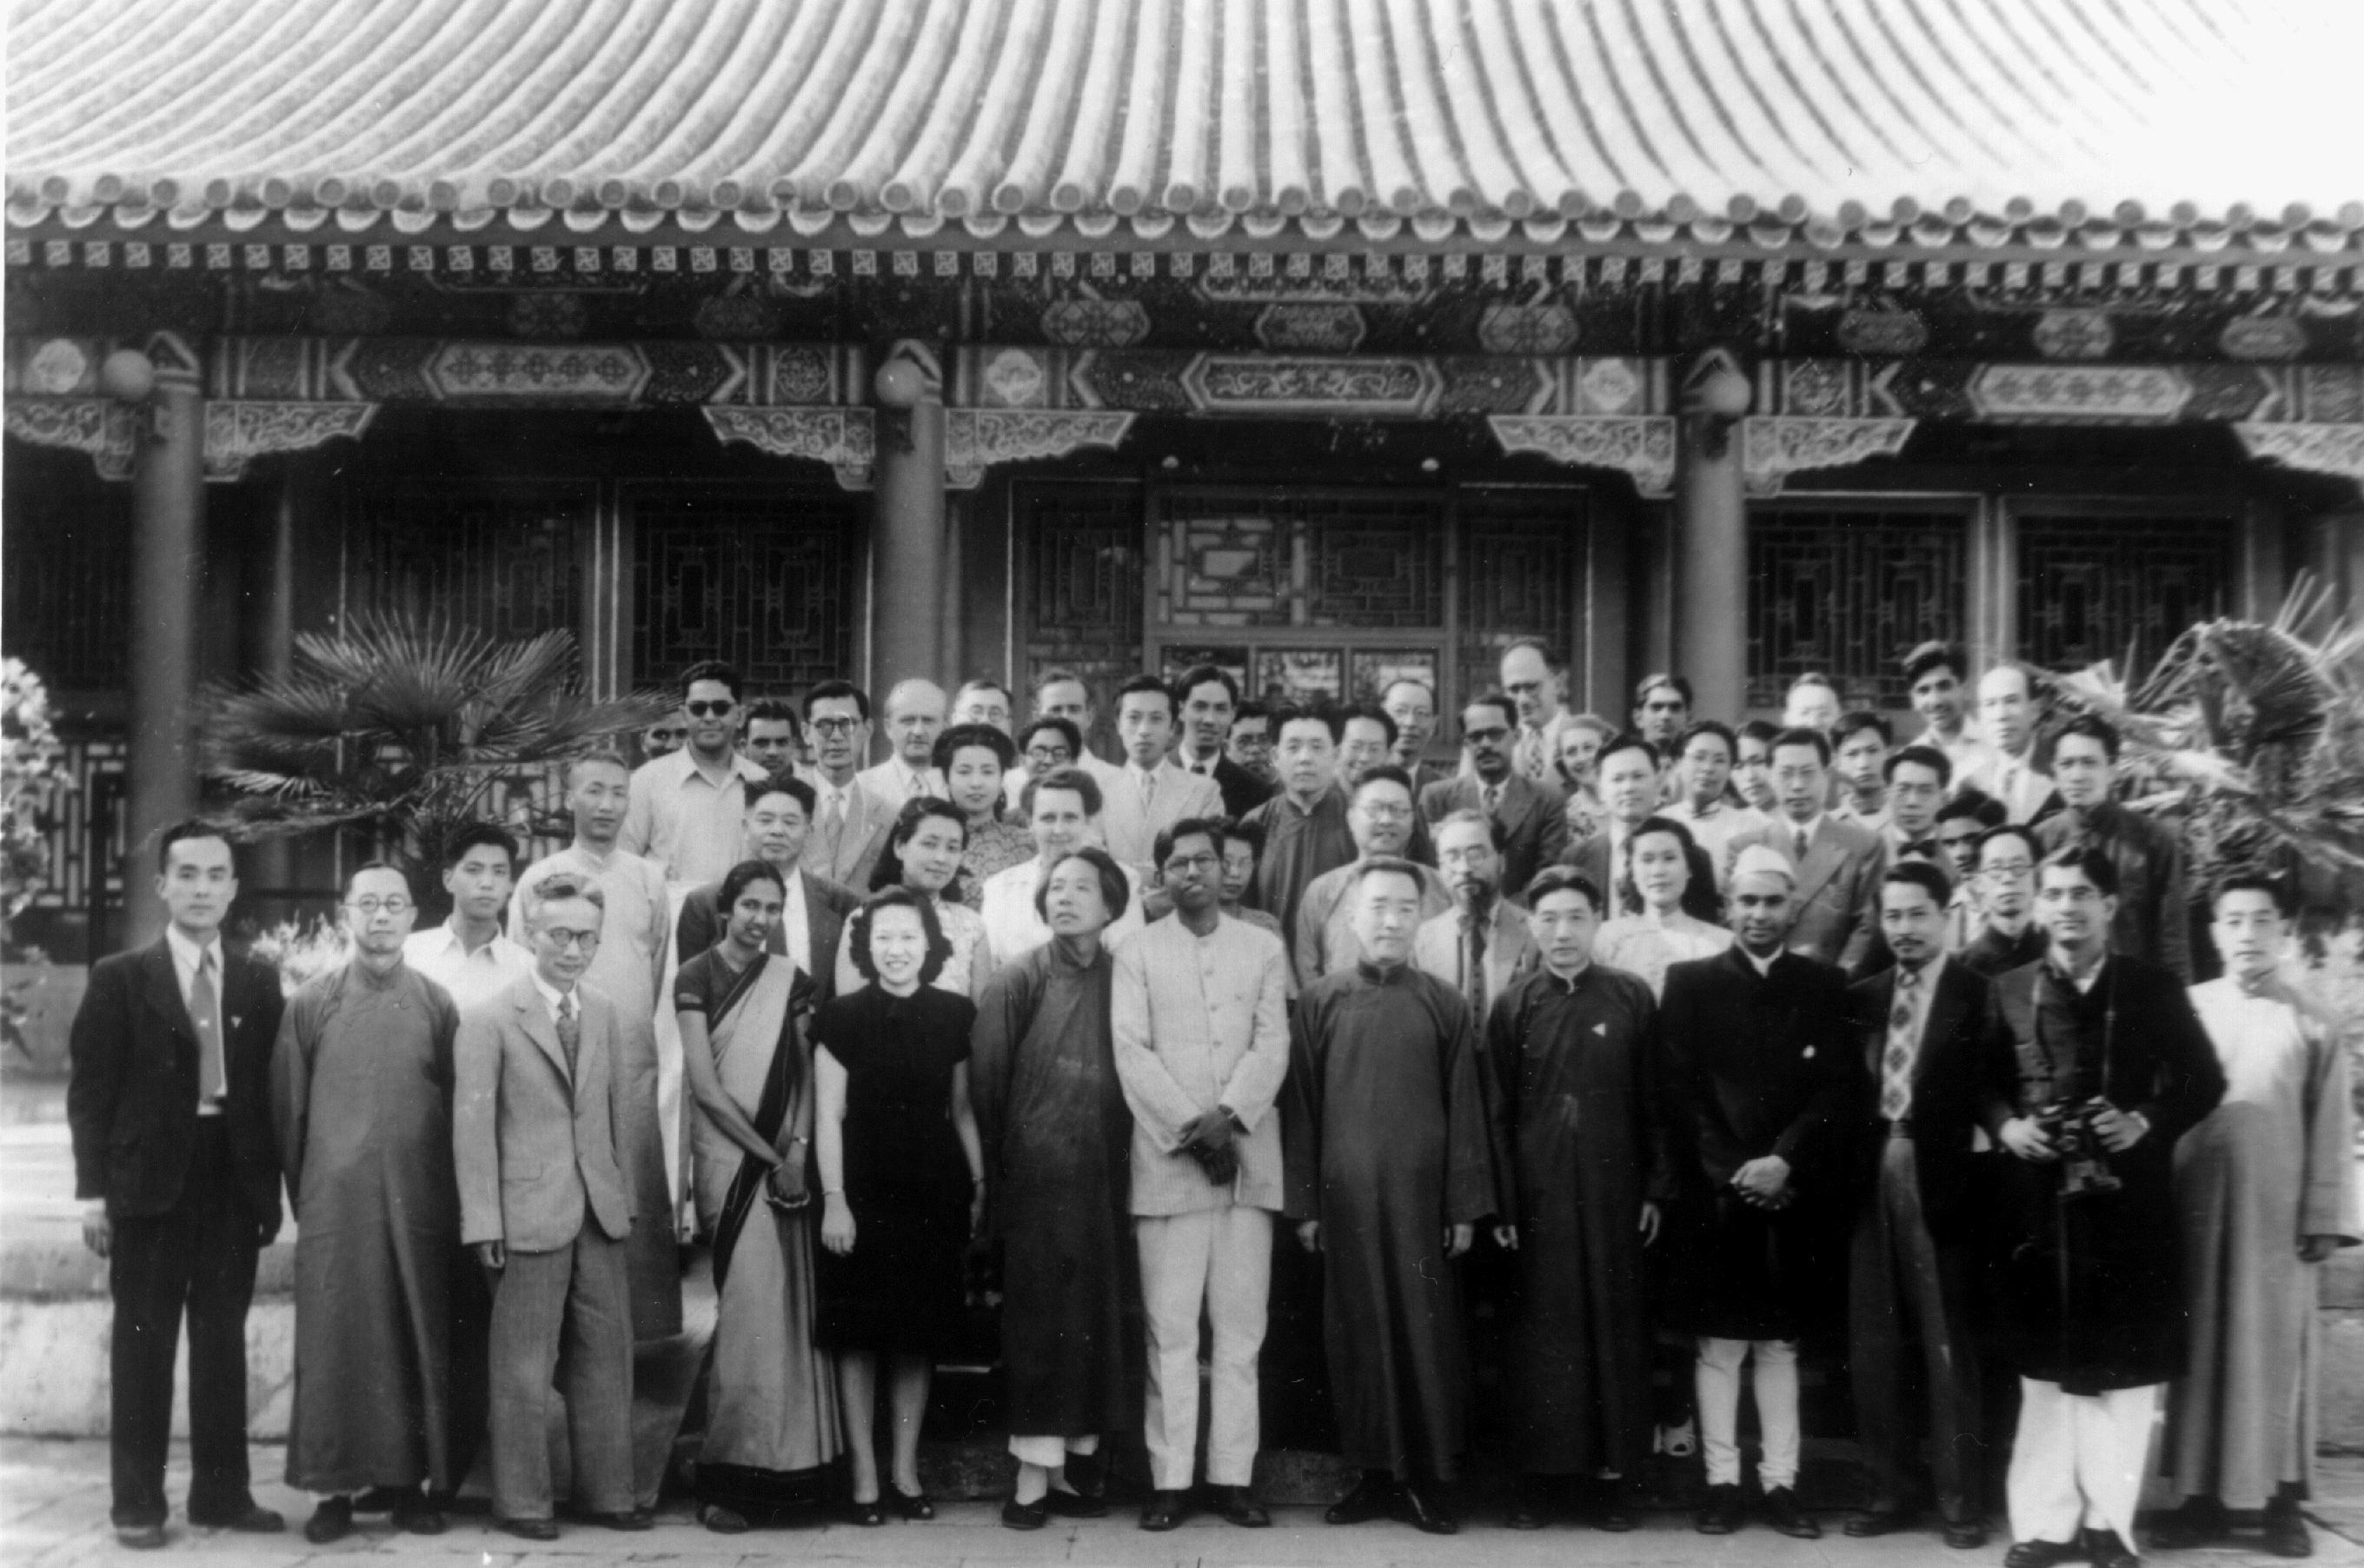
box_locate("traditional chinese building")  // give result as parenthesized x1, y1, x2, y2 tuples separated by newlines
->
(6, 0, 2361, 953)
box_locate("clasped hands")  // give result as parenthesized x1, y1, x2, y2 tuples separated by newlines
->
(1180, 1106, 1240, 1187)
(1731, 1153, 1793, 1210)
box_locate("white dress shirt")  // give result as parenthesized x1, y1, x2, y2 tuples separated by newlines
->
(403, 919, 535, 1015)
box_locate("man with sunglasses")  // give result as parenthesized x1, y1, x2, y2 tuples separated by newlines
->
(620, 661, 771, 890)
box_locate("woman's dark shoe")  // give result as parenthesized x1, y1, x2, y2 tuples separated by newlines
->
(1846, 1506, 1916, 1538)
(1763, 1486, 1821, 1538)
(1139, 1489, 1191, 1531)
(1504, 1478, 1552, 1531)
(497, 1517, 561, 1541)
(1392, 1481, 1458, 1536)
(844, 1496, 886, 1527)
(699, 1503, 750, 1534)
(302, 1498, 354, 1545)
(999, 1495, 1048, 1531)
(1695, 1482, 1744, 1534)
(1585, 1480, 1637, 1532)
(885, 1484, 933, 1520)
(1063, 1449, 1109, 1500)
(1213, 1485, 1267, 1528)
(2263, 1494, 2313, 1558)
(392, 1496, 446, 1536)
(587, 1507, 654, 1531)
(1325, 1473, 1396, 1525)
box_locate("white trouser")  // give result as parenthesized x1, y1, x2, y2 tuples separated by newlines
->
(2007, 1379, 2161, 1548)
(1137, 1205, 1273, 1490)
(1696, 1337, 1801, 1489)
(1007, 1432, 1099, 1467)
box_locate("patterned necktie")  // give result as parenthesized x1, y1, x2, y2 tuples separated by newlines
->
(1461, 909, 1490, 1022)
(1514, 727, 1545, 783)
(822, 790, 846, 854)
(190, 951, 224, 1102)
(1794, 824, 1812, 864)
(1881, 967, 1918, 1120)
(1482, 781, 1502, 819)
(555, 992, 581, 1075)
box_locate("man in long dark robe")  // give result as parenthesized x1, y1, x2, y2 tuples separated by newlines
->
(970, 848, 1139, 1529)
(1659, 845, 1859, 1540)
(271, 864, 462, 1544)
(1979, 846, 2224, 1568)
(1959, 824, 2049, 979)
(1486, 867, 1668, 1531)
(1239, 707, 1358, 958)
(1285, 858, 1496, 1536)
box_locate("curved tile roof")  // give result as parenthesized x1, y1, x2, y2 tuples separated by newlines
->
(8, 0, 2360, 254)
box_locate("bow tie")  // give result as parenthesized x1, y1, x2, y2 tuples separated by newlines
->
(1900, 839, 1937, 859)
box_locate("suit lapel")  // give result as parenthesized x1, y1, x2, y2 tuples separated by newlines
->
(137, 941, 196, 1046)
(1915, 964, 1972, 1089)
(1795, 821, 1844, 905)
(515, 987, 573, 1086)
(1862, 971, 1896, 1078)
(802, 873, 843, 976)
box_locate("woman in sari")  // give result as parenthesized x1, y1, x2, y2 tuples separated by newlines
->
(677, 860, 840, 1533)
(970, 848, 1139, 1529)
(1592, 816, 1731, 999)
(835, 798, 988, 997)
(936, 723, 1033, 908)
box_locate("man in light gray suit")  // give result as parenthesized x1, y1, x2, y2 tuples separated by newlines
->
(1723, 728, 1889, 976)
(1099, 674, 1224, 872)
(1112, 818, 1291, 1532)
(800, 681, 899, 888)
(1419, 693, 1569, 901)
(454, 875, 642, 1541)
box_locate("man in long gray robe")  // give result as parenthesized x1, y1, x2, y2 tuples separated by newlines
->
(271, 865, 462, 1544)
(1285, 858, 1497, 1537)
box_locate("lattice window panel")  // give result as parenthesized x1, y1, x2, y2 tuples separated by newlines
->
(2, 462, 132, 688)
(1018, 482, 1145, 744)
(10, 739, 127, 911)
(351, 483, 591, 643)
(2017, 515, 2234, 675)
(630, 487, 862, 692)
(1458, 488, 1585, 710)
(1155, 490, 1446, 630)
(1748, 507, 1969, 710)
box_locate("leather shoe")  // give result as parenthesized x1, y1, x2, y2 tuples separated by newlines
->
(1042, 1485, 1105, 1519)
(351, 1485, 411, 1514)
(1213, 1485, 1267, 1528)
(999, 1496, 1048, 1531)
(304, 1498, 355, 1545)
(497, 1517, 561, 1541)
(700, 1504, 751, 1534)
(1764, 1486, 1821, 1539)
(2148, 1495, 2227, 1551)
(190, 1502, 283, 1532)
(392, 1498, 446, 1536)
(2004, 1538, 2086, 1568)
(1325, 1474, 1396, 1525)
(886, 1484, 934, 1521)
(1944, 1518, 1991, 1550)
(1392, 1481, 1458, 1536)
(2085, 1528, 2142, 1568)
(1063, 1449, 1109, 1501)
(1847, 1506, 1916, 1537)
(2263, 1497, 2313, 1558)
(1504, 1478, 1552, 1531)
(113, 1525, 167, 1551)
(1139, 1489, 1192, 1531)
(1584, 1480, 1637, 1532)
(1695, 1482, 1744, 1534)
(845, 1496, 886, 1527)
(588, 1507, 654, 1531)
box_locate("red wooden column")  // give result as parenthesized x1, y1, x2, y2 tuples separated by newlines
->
(1673, 350, 1752, 721)
(870, 350, 946, 694)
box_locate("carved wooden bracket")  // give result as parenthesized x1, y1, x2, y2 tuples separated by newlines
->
(3, 396, 378, 482)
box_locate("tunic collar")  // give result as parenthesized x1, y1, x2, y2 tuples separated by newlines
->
(344, 955, 408, 993)
(1354, 958, 1412, 985)
(1539, 962, 1596, 995)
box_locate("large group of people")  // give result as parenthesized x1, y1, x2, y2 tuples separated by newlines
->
(67, 641, 2355, 1565)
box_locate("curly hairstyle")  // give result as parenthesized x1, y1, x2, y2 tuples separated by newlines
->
(845, 886, 953, 987)
(867, 797, 971, 900)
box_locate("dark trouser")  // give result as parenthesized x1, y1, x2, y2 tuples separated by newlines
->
(1849, 1133, 1982, 1525)
(108, 1120, 262, 1529)
(487, 1226, 634, 1523)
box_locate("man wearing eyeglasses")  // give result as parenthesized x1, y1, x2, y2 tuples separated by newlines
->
(273, 864, 464, 1543)
(620, 661, 771, 889)
(1958, 826, 2049, 980)
(800, 681, 900, 887)
(1292, 767, 1450, 991)
(1418, 694, 1568, 900)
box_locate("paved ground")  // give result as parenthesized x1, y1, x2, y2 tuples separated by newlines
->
(3, 1439, 2361, 1568)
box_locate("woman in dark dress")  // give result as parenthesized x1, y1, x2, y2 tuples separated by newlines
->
(813, 888, 986, 1525)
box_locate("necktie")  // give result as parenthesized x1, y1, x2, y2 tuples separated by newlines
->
(1514, 727, 1545, 782)
(1881, 967, 1918, 1120)
(1141, 770, 1157, 812)
(1482, 782, 1502, 819)
(1794, 825, 1811, 863)
(1461, 910, 1490, 1023)
(190, 951, 224, 1103)
(555, 993, 581, 1075)
(822, 790, 846, 852)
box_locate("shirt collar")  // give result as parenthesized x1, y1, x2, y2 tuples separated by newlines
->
(163, 924, 223, 975)
(531, 971, 575, 1017)
(1739, 944, 1781, 978)
(1896, 950, 1947, 989)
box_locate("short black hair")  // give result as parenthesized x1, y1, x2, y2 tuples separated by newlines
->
(1835, 710, 1893, 748)
(1884, 743, 1953, 788)
(1976, 823, 2041, 864)
(566, 749, 632, 788)
(2210, 870, 2294, 918)
(1269, 704, 1345, 744)
(1632, 672, 1693, 708)
(1771, 727, 1833, 767)
(1175, 664, 1239, 708)
(846, 887, 952, 987)
(1738, 718, 1782, 747)
(157, 819, 234, 875)
(1219, 818, 1265, 859)
(1597, 731, 1659, 771)
(1033, 847, 1132, 923)
(1501, 636, 1562, 667)
(1115, 673, 1178, 716)
(1882, 858, 1955, 907)
(719, 858, 787, 911)
(868, 798, 970, 898)
(803, 679, 872, 722)
(2054, 713, 2122, 762)
(2039, 842, 2120, 899)
(1031, 667, 1090, 706)
(1462, 690, 1518, 732)
(1232, 699, 1272, 727)
(1674, 719, 1737, 759)
(933, 722, 1019, 773)
(1022, 764, 1103, 820)
(743, 696, 802, 736)
(1016, 714, 1082, 759)
(1902, 640, 1969, 687)
(523, 871, 606, 921)
(441, 821, 520, 873)
(747, 773, 817, 817)
(681, 660, 743, 701)
(1936, 787, 2007, 829)
(1339, 702, 1398, 749)
(1380, 675, 1437, 707)
(1524, 865, 1604, 914)
(1154, 815, 1230, 869)
(1350, 763, 1416, 803)
(342, 860, 413, 900)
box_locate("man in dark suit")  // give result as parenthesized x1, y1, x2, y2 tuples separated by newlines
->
(1420, 693, 1569, 900)
(68, 822, 289, 1549)
(1724, 728, 1889, 974)
(673, 774, 860, 995)
(1172, 664, 1273, 821)
(1844, 862, 1992, 1549)
(1557, 731, 1662, 912)
(1382, 676, 1453, 797)
(2034, 714, 2192, 983)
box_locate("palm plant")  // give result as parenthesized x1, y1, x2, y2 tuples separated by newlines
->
(197, 610, 674, 872)
(2049, 572, 2364, 893)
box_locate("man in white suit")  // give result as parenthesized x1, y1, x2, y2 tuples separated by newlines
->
(1112, 818, 1291, 1533)
(1957, 664, 2056, 825)
(800, 681, 899, 887)
(854, 677, 947, 807)
(1099, 675, 1223, 872)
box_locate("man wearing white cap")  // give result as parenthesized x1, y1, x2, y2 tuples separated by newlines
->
(1657, 844, 1859, 1540)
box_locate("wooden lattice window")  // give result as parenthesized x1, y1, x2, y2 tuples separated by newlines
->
(1748, 504, 1970, 710)
(350, 482, 592, 643)
(629, 484, 861, 692)
(2017, 512, 2235, 674)
(2, 454, 133, 688)
(1458, 487, 1585, 710)
(1017, 481, 1145, 745)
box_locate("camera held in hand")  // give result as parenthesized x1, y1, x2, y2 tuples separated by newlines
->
(2036, 1098, 2122, 1199)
